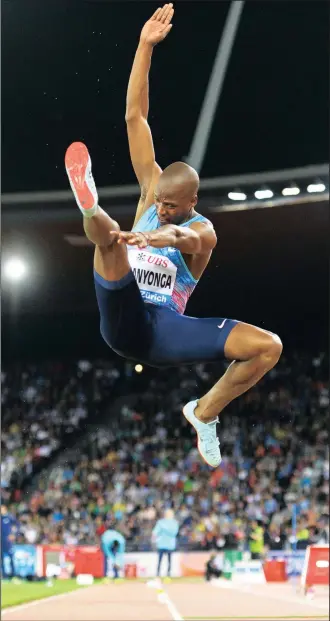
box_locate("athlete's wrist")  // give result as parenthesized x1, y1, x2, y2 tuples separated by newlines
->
(138, 40, 154, 53)
(140, 232, 151, 246)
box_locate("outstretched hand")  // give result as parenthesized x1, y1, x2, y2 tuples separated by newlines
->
(112, 231, 150, 249)
(140, 3, 174, 47)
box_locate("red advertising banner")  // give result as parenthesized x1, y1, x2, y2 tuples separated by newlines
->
(40, 544, 104, 578)
(75, 546, 104, 578)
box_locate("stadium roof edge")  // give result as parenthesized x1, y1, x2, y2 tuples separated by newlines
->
(2, 163, 329, 205)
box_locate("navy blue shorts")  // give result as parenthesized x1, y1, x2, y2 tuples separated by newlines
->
(94, 270, 238, 368)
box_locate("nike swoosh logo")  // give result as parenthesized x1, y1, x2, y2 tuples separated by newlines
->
(217, 319, 227, 329)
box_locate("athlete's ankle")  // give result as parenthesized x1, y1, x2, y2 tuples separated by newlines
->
(81, 203, 99, 219)
(194, 403, 217, 424)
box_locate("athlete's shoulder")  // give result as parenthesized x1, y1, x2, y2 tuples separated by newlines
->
(188, 213, 216, 235)
(189, 217, 217, 252)
(183, 211, 214, 229)
(193, 211, 213, 226)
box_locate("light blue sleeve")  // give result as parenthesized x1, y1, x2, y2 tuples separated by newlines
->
(102, 542, 115, 560)
(152, 521, 161, 536)
(171, 520, 179, 537)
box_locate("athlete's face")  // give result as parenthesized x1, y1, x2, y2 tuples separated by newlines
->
(154, 182, 197, 226)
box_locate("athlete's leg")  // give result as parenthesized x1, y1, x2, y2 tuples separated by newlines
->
(145, 308, 282, 467)
(65, 142, 131, 282)
(147, 309, 282, 419)
(195, 322, 282, 423)
(186, 322, 281, 466)
(65, 142, 151, 358)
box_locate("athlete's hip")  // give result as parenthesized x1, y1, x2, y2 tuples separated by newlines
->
(94, 270, 237, 368)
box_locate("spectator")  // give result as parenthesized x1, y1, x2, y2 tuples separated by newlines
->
(1, 352, 328, 555)
(1, 504, 17, 579)
(101, 528, 126, 580)
(264, 524, 286, 551)
(1, 360, 120, 490)
(152, 509, 179, 579)
(205, 553, 224, 581)
(248, 520, 265, 560)
(296, 518, 310, 550)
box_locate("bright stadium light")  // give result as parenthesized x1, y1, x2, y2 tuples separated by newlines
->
(254, 188, 274, 200)
(3, 258, 27, 282)
(307, 182, 326, 193)
(135, 364, 143, 373)
(282, 184, 300, 196)
(228, 191, 247, 201)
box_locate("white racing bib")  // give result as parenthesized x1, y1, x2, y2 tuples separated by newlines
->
(127, 246, 177, 306)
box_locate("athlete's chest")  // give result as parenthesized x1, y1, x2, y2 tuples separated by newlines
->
(127, 246, 178, 300)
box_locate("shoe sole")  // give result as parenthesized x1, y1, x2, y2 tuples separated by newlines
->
(183, 403, 221, 468)
(65, 142, 96, 211)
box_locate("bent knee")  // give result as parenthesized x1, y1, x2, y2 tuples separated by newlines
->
(224, 323, 282, 363)
(111, 220, 120, 233)
(263, 332, 283, 364)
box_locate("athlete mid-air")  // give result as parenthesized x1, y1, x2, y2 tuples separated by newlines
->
(65, 3, 282, 468)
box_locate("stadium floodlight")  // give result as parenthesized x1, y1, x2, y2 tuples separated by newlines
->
(254, 188, 274, 200)
(307, 182, 326, 193)
(282, 184, 300, 196)
(228, 191, 247, 201)
(3, 258, 27, 281)
(135, 364, 143, 373)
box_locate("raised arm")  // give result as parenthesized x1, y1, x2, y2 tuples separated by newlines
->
(125, 4, 174, 227)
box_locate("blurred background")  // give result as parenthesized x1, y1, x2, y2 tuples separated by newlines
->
(1, 0, 329, 583)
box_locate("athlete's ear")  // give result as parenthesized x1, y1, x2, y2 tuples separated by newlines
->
(191, 194, 198, 207)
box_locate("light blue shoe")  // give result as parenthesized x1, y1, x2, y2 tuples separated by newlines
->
(183, 399, 221, 468)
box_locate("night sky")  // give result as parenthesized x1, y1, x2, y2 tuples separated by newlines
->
(2, 0, 328, 194)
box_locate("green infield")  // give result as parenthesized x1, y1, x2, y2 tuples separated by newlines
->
(1, 578, 90, 609)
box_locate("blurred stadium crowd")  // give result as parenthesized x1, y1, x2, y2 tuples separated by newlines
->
(1, 351, 329, 555)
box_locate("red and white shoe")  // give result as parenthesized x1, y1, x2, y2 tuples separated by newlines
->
(65, 142, 98, 216)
